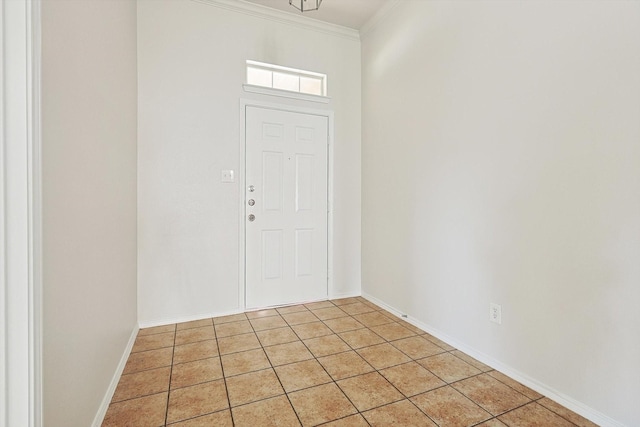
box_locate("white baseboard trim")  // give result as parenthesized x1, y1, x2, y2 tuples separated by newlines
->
(361, 292, 625, 427)
(139, 293, 364, 329)
(91, 325, 139, 427)
(329, 291, 361, 300)
(139, 309, 245, 329)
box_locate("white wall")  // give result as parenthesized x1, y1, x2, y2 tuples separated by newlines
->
(137, 0, 361, 324)
(41, 1, 138, 426)
(362, 1, 639, 426)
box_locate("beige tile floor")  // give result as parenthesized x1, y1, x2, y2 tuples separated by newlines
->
(102, 297, 598, 427)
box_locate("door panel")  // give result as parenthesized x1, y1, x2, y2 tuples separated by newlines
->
(245, 106, 328, 309)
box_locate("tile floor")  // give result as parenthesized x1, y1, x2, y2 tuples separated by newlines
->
(102, 297, 598, 427)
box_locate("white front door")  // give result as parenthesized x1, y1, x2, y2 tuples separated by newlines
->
(245, 106, 328, 309)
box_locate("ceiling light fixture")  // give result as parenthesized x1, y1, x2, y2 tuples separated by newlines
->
(289, 0, 323, 13)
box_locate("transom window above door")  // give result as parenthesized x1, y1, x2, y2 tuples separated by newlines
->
(246, 60, 327, 97)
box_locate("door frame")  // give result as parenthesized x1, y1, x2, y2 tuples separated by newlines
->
(239, 99, 334, 310)
(1, 0, 43, 426)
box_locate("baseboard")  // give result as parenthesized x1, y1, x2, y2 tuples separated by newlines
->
(361, 292, 625, 427)
(139, 294, 364, 329)
(91, 325, 139, 427)
(329, 290, 361, 300)
(138, 309, 245, 329)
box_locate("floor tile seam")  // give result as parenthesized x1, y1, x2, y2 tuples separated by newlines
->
(175, 336, 219, 347)
(246, 313, 281, 321)
(258, 337, 300, 347)
(352, 353, 430, 403)
(109, 389, 171, 406)
(409, 382, 457, 401)
(308, 347, 353, 361)
(496, 399, 580, 426)
(296, 332, 333, 340)
(177, 324, 216, 332)
(122, 363, 174, 376)
(216, 331, 255, 339)
(325, 379, 366, 419)
(315, 413, 372, 427)
(223, 364, 276, 380)
(172, 354, 220, 368)
(279, 337, 363, 421)
(359, 397, 437, 426)
(532, 399, 583, 427)
(368, 362, 413, 399)
(355, 320, 396, 328)
(325, 326, 366, 334)
(131, 344, 175, 354)
(404, 396, 441, 426)
(235, 315, 292, 409)
(163, 326, 178, 426)
(334, 379, 405, 414)
(213, 317, 249, 326)
(469, 416, 502, 427)
(164, 407, 230, 427)
(276, 307, 310, 314)
(365, 359, 415, 373)
(338, 331, 386, 350)
(413, 357, 477, 384)
(301, 333, 351, 352)
(138, 329, 177, 337)
(287, 320, 327, 344)
(231, 319, 282, 372)
(279, 376, 335, 395)
(250, 324, 290, 334)
(274, 346, 341, 392)
(313, 314, 350, 322)
(387, 339, 446, 361)
(254, 362, 304, 426)
(218, 346, 263, 357)
(448, 370, 538, 413)
(175, 321, 214, 331)
(417, 385, 493, 421)
(244, 324, 306, 427)
(448, 350, 493, 372)
(283, 318, 321, 327)
(174, 337, 217, 348)
(170, 375, 227, 392)
(489, 398, 549, 422)
(210, 326, 235, 426)
(479, 370, 542, 403)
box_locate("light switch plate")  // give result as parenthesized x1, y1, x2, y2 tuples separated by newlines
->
(221, 169, 235, 183)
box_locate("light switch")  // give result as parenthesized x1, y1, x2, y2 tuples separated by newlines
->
(221, 169, 235, 183)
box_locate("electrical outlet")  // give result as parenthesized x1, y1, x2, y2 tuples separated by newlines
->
(490, 303, 502, 324)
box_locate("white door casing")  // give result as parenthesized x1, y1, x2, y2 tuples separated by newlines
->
(245, 106, 328, 309)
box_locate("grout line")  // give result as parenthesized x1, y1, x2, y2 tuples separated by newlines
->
(110, 298, 585, 427)
(211, 320, 235, 427)
(163, 323, 177, 427)
(247, 313, 305, 427)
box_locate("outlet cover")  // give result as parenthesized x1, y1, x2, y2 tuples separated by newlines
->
(490, 303, 502, 324)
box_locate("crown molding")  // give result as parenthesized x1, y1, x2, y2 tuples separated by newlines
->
(360, 0, 400, 37)
(191, 0, 360, 41)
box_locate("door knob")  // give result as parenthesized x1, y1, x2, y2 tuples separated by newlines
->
(248, 214, 255, 222)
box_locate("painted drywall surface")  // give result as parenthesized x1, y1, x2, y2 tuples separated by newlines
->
(362, 1, 639, 425)
(137, 0, 361, 324)
(41, 1, 138, 426)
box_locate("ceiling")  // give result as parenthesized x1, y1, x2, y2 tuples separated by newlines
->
(242, 0, 390, 30)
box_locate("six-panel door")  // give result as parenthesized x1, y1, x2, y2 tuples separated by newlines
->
(245, 106, 328, 309)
